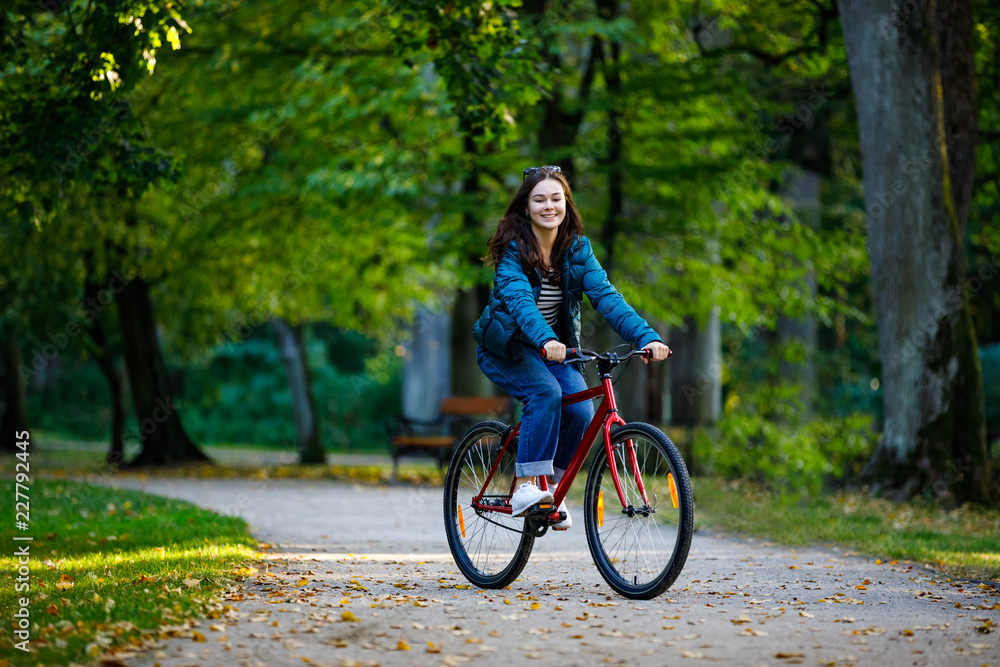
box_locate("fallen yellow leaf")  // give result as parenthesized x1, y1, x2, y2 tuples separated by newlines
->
(341, 611, 358, 622)
(397, 640, 410, 651)
(192, 631, 207, 642)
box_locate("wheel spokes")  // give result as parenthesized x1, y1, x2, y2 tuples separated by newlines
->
(595, 435, 681, 587)
(454, 433, 523, 577)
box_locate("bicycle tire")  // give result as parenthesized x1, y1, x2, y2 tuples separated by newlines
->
(584, 422, 693, 599)
(444, 420, 535, 589)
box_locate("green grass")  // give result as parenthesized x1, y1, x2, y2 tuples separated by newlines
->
(693, 477, 1000, 581)
(0, 479, 258, 665)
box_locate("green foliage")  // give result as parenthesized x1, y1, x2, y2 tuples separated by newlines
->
(8, 0, 999, 475)
(175, 330, 400, 450)
(392, 0, 547, 148)
(969, 0, 1000, 344)
(29, 326, 401, 451)
(26, 359, 117, 442)
(693, 412, 875, 497)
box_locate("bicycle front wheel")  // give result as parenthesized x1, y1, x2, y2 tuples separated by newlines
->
(584, 422, 693, 599)
(443, 420, 534, 589)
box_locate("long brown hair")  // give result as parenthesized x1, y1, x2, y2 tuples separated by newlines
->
(484, 170, 584, 285)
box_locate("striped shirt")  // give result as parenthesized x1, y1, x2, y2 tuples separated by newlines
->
(537, 270, 562, 329)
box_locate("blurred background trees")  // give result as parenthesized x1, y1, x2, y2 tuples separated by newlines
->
(2, 0, 997, 504)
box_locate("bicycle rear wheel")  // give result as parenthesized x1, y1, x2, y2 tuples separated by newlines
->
(444, 420, 534, 589)
(584, 422, 693, 599)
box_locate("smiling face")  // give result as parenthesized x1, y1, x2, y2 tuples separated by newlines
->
(526, 177, 566, 235)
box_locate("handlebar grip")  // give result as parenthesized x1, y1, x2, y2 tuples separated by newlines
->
(541, 346, 580, 361)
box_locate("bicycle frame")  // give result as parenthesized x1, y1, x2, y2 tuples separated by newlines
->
(470, 372, 650, 516)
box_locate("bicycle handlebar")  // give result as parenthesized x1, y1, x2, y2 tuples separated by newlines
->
(540, 346, 671, 365)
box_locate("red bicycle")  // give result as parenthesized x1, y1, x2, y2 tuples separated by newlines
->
(443, 347, 693, 599)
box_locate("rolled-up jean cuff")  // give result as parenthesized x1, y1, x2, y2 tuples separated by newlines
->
(516, 460, 555, 478)
(551, 467, 566, 484)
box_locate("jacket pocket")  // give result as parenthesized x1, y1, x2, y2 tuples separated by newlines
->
(483, 306, 521, 359)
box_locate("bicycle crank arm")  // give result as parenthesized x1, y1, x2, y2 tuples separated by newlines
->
(524, 502, 567, 537)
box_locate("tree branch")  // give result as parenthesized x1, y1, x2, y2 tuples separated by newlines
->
(692, 1, 839, 67)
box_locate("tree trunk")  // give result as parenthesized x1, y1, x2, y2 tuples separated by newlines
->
(590, 5, 655, 420)
(776, 169, 821, 420)
(645, 320, 670, 425)
(273, 318, 325, 464)
(841, 0, 996, 504)
(83, 276, 127, 466)
(0, 333, 30, 453)
(117, 276, 210, 467)
(451, 131, 494, 398)
(451, 285, 493, 397)
(404, 307, 453, 420)
(521, 0, 602, 179)
(669, 315, 722, 427)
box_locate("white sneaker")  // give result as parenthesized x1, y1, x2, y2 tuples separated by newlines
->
(510, 483, 554, 517)
(549, 485, 572, 530)
(552, 499, 572, 530)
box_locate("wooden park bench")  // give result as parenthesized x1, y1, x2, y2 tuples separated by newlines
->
(388, 396, 515, 480)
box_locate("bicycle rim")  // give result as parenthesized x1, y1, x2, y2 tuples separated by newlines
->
(444, 421, 534, 588)
(585, 423, 693, 599)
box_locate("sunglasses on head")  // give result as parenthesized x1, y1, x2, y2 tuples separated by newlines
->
(522, 165, 562, 181)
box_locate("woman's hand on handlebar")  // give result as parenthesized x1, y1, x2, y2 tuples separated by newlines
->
(542, 340, 567, 362)
(641, 341, 671, 364)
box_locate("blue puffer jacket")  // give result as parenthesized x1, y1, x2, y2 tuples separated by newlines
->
(473, 235, 662, 364)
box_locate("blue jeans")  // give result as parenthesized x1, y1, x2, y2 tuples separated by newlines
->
(476, 343, 596, 480)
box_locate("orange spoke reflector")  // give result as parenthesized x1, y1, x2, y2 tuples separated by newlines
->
(668, 473, 679, 509)
(597, 491, 604, 527)
(457, 504, 466, 538)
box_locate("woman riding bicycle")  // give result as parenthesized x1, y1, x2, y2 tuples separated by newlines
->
(472, 165, 671, 524)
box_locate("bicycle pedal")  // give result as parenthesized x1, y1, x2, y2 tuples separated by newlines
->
(529, 502, 555, 515)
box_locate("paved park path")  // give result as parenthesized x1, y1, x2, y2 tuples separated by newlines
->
(99, 477, 999, 667)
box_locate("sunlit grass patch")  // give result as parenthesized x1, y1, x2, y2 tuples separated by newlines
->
(693, 477, 1000, 581)
(32, 436, 446, 486)
(0, 479, 257, 664)
(44, 460, 448, 487)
